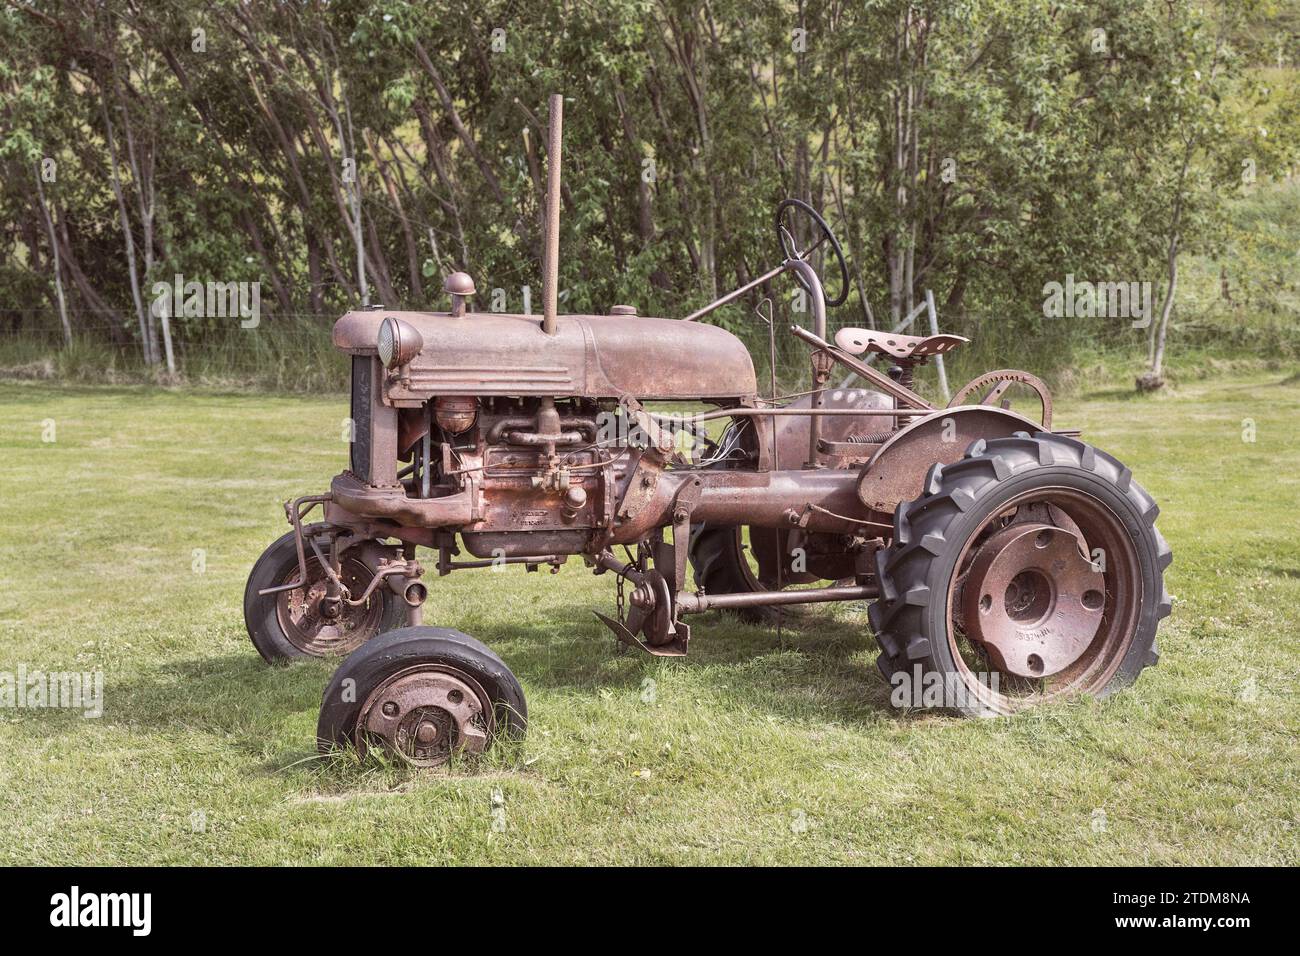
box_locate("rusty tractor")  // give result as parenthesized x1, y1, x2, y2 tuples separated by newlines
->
(244, 97, 1171, 768)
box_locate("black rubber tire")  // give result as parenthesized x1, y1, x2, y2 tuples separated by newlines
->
(869, 431, 1172, 716)
(243, 525, 407, 665)
(689, 524, 776, 625)
(317, 627, 527, 760)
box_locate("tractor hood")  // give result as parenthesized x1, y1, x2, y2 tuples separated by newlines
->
(334, 309, 757, 402)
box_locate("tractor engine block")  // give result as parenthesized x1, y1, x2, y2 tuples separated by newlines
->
(410, 396, 641, 558)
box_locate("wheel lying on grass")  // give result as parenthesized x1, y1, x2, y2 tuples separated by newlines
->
(869, 432, 1172, 716)
(243, 524, 407, 664)
(318, 627, 527, 768)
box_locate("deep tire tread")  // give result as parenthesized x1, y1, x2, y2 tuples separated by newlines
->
(869, 431, 1171, 715)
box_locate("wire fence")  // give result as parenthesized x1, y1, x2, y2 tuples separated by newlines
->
(4, 302, 1251, 399)
(0, 304, 1018, 402)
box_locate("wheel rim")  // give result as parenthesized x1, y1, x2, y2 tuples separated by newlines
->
(946, 489, 1141, 713)
(357, 664, 494, 768)
(275, 554, 384, 656)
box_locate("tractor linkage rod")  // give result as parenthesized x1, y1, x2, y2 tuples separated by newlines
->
(681, 262, 786, 323)
(437, 553, 565, 574)
(648, 406, 913, 425)
(676, 583, 878, 613)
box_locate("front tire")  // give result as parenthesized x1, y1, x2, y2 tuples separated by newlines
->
(869, 432, 1172, 715)
(243, 525, 407, 664)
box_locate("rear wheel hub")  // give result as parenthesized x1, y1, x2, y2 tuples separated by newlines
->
(962, 522, 1105, 678)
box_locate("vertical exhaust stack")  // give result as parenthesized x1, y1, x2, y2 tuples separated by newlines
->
(541, 94, 563, 336)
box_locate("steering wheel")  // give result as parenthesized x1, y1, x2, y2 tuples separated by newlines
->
(774, 198, 850, 308)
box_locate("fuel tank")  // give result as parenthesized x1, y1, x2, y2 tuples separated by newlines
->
(334, 309, 758, 402)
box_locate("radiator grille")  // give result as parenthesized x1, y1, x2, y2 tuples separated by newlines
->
(349, 357, 372, 481)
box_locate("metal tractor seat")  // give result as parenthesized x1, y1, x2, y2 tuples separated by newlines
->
(834, 328, 968, 361)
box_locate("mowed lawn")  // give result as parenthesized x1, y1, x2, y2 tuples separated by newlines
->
(0, 372, 1296, 865)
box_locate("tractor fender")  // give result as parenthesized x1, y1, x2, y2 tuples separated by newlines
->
(856, 405, 1043, 513)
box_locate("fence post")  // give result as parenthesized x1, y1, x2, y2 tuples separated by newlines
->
(926, 289, 950, 402)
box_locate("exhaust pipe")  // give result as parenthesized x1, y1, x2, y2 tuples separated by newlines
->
(541, 93, 563, 336)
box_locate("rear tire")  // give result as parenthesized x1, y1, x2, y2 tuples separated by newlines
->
(869, 432, 1172, 715)
(689, 524, 776, 625)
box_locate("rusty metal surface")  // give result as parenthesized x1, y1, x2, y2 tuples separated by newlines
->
(358, 664, 492, 767)
(594, 609, 690, 656)
(944, 488, 1146, 707)
(334, 310, 758, 401)
(677, 584, 877, 613)
(769, 387, 894, 466)
(834, 327, 968, 360)
(947, 368, 1053, 429)
(610, 467, 866, 543)
(542, 94, 563, 336)
(960, 522, 1104, 677)
(275, 553, 386, 656)
(681, 262, 785, 323)
(857, 405, 1044, 513)
(265, 182, 1134, 671)
(331, 470, 476, 526)
(434, 395, 478, 434)
(788, 324, 933, 410)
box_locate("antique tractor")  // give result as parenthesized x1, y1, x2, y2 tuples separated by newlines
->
(244, 98, 1171, 768)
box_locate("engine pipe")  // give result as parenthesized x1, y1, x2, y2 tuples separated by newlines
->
(542, 94, 563, 336)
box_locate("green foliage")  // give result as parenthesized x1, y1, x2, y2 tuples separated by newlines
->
(0, 0, 1295, 381)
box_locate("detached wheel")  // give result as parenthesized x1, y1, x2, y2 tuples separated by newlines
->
(243, 524, 406, 664)
(870, 432, 1172, 715)
(318, 627, 527, 768)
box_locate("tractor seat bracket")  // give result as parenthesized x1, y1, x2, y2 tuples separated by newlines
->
(834, 328, 969, 361)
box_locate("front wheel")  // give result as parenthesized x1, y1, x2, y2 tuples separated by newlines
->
(243, 525, 407, 664)
(869, 432, 1172, 716)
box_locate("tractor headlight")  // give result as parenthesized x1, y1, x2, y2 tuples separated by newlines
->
(377, 316, 423, 369)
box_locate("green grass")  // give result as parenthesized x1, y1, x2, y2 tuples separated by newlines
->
(0, 372, 1297, 865)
